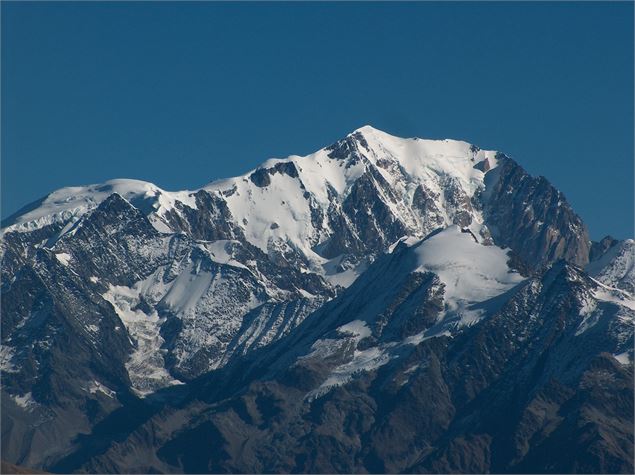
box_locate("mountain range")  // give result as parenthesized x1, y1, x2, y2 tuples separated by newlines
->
(1, 126, 633, 473)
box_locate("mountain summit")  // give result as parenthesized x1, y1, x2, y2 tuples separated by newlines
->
(1, 127, 632, 473)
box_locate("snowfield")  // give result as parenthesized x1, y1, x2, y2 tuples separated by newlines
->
(412, 226, 525, 325)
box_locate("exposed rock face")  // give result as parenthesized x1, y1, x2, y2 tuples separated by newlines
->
(482, 154, 591, 271)
(1, 126, 631, 473)
(162, 190, 245, 242)
(590, 235, 620, 261)
(65, 259, 633, 475)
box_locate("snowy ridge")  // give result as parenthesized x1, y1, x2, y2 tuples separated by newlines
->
(3, 126, 498, 259)
(200, 125, 498, 256)
(2, 179, 197, 235)
(298, 226, 525, 399)
(587, 239, 635, 294)
(331, 225, 525, 331)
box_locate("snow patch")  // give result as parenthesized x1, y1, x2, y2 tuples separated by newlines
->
(315, 346, 391, 396)
(613, 351, 631, 365)
(88, 380, 116, 398)
(404, 329, 452, 346)
(0, 345, 18, 373)
(162, 263, 215, 314)
(579, 294, 597, 317)
(206, 240, 249, 270)
(575, 307, 603, 336)
(307, 324, 450, 400)
(12, 392, 37, 411)
(55, 252, 72, 266)
(337, 320, 372, 339)
(594, 287, 635, 311)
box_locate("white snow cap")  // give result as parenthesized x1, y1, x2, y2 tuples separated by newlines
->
(3, 126, 499, 260)
(2, 179, 197, 234)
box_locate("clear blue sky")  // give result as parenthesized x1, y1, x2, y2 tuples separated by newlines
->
(2, 1, 633, 239)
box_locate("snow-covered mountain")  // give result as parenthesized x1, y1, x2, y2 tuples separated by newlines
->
(2, 126, 590, 273)
(1, 126, 632, 473)
(1, 126, 593, 384)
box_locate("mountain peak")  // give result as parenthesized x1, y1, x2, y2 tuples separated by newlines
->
(2, 127, 589, 276)
(349, 124, 395, 142)
(352, 124, 379, 134)
(2, 126, 627, 474)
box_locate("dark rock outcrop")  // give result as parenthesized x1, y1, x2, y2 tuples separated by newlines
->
(482, 154, 591, 270)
